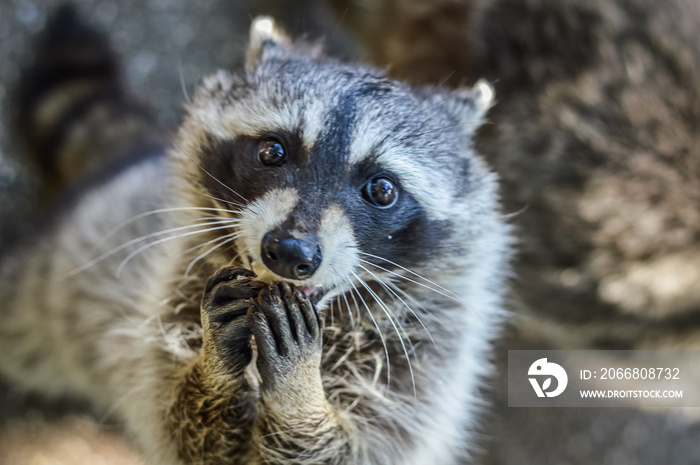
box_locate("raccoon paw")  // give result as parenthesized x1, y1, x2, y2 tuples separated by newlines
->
(248, 282, 324, 393)
(201, 267, 266, 374)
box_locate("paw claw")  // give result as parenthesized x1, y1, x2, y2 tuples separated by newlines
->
(201, 267, 264, 374)
(249, 282, 323, 389)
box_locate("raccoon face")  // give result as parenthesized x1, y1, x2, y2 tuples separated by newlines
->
(176, 18, 494, 301)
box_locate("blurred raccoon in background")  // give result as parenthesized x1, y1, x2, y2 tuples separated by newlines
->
(327, 0, 700, 348)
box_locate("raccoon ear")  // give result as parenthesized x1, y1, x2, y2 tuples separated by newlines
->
(246, 16, 292, 69)
(436, 80, 495, 136)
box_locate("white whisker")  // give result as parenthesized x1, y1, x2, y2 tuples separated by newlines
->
(196, 190, 245, 210)
(182, 229, 236, 254)
(351, 271, 417, 397)
(345, 276, 391, 387)
(64, 218, 240, 278)
(184, 233, 242, 277)
(329, 298, 336, 327)
(358, 264, 439, 354)
(116, 223, 238, 277)
(345, 277, 362, 329)
(112, 206, 242, 231)
(81, 205, 242, 267)
(358, 253, 462, 303)
(340, 287, 355, 329)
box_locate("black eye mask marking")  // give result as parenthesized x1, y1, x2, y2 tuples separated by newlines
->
(199, 130, 302, 205)
(196, 74, 462, 275)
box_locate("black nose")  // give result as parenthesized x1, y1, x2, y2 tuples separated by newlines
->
(261, 230, 322, 280)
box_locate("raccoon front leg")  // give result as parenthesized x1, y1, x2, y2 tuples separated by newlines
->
(249, 282, 351, 464)
(247, 284, 461, 464)
(168, 267, 264, 463)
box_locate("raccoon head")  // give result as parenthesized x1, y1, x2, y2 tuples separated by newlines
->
(173, 17, 496, 303)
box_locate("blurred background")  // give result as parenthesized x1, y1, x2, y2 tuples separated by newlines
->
(1, 0, 699, 464)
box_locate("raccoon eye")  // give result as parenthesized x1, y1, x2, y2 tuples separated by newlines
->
(363, 177, 398, 208)
(258, 139, 287, 166)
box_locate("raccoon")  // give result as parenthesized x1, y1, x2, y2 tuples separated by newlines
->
(0, 9, 511, 465)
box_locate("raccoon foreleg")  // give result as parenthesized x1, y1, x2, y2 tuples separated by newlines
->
(168, 267, 264, 464)
(249, 282, 351, 464)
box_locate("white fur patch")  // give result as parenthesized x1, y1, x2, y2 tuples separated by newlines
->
(192, 97, 298, 141)
(313, 205, 360, 293)
(188, 95, 327, 155)
(301, 99, 328, 151)
(237, 188, 299, 282)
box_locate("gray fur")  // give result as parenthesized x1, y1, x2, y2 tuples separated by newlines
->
(0, 17, 511, 464)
